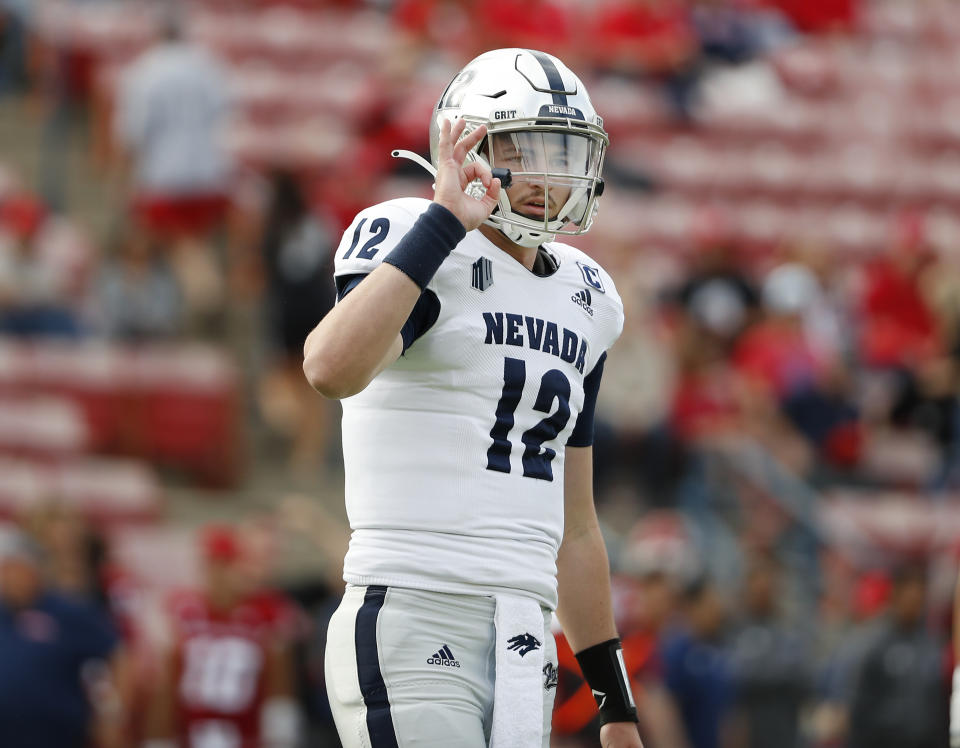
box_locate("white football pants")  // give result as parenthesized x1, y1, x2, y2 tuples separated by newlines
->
(324, 584, 557, 747)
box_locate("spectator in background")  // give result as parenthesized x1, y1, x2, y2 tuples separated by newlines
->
(663, 211, 756, 447)
(236, 509, 341, 745)
(257, 170, 337, 473)
(859, 212, 941, 370)
(0, 201, 85, 338)
(95, 224, 181, 341)
(859, 212, 959, 481)
(112, 4, 233, 334)
(588, 0, 701, 118)
(390, 0, 481, 78)
(667, 208, 759, 350)
(762, 0, 859, 33)
(23, 503, 109, 608)
(692, 0, 795, 65)
(21, 502, 145, 744)
(609, 517, 695, 748)
(0, 0, 30, 97)
(735, 263, 862, 468)
(847, 562, 946, 748)
(728, 553, 814, 748)
(662, 575, 735, 748)
(592, 263, 679, 506)
(96, 222, 182, 340)
(144, 524, 302, 748)
(0, 527, 124, 748)
(481, 0, 577, 63)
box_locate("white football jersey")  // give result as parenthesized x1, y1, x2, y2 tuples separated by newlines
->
(333, 198, 624, 609)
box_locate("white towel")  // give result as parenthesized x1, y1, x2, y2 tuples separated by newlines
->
(489, 594, 546, 748)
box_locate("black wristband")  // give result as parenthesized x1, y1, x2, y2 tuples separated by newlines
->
(383, 203, 466, 290)
(574, 637, 638, 726)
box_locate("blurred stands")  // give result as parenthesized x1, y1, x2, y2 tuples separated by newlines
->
(30, 0, 959, 254)
(0, 456, 161, 527)
(0, 340, 241, 486)
(594, 0, 960, 257)
(30, 0, 388, 178)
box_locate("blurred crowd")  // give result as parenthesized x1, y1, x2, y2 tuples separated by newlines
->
(1, 0, 959, 747)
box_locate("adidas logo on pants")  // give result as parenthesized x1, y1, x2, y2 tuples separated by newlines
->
(427, 644, 461, 667)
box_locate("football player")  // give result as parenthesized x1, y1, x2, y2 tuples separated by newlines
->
(143, 526, 300, 748)
(304, 48, 643, 747)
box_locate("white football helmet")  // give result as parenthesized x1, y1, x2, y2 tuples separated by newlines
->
(395, 49, 608, 248)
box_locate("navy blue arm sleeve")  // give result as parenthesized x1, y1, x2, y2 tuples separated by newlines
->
(567, 352, 607, 447)
(336, 273, 441, 353)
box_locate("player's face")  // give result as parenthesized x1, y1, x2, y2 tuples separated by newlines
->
(488, 131, 593, 223)
(205, 558, 244, 605)
(0, 557, 41, 606)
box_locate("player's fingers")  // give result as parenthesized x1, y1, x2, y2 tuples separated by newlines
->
(444, 118, 467, 162)
(452, 123, 486, 164)
(461, 160, 493, 189)
(435, 117, 454, 162)
(483, 177, 502, 207)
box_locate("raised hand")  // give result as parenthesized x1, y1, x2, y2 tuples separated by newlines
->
(432, 117, 501, 231)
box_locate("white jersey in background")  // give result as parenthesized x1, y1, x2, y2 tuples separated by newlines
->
(114, 42, 232, 195)
(334, 197, 624, 609)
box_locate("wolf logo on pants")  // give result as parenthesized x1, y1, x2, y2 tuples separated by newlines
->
(507, 633, 542, 657)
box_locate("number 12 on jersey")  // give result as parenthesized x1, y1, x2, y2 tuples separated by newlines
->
(487, 357, 572, 482)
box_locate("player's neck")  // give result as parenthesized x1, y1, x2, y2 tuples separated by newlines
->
(478, 225, 538, 271)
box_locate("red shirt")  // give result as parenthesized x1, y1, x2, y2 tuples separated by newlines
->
(589, 0, 698, 71)
(859, 258, 939, 367)
(670, 366, 741, 441)
(757, 0, 858, 32)
(167, 591, 275, 748)
(733, 321, 826, 398)
(482, 0, 575, 54)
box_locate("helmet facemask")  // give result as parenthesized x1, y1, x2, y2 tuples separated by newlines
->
(407, 49, 609, 248)
(467, 118, 607, 247)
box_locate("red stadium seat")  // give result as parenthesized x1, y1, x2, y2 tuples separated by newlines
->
(0, 342, 242, 487)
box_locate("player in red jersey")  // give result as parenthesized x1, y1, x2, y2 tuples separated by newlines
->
(143, 525, 300, 748)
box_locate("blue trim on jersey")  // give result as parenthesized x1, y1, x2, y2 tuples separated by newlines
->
(335, 273, 367, 302)
(355, 585, 399, 748)
(336, 273, 441, 352)
(400, 289, 441, 352)
(567, 351, 606, 447)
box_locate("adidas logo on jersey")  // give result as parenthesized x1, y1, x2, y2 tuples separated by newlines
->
(427, 644, 461, 667)
(571, 288, 594, 316)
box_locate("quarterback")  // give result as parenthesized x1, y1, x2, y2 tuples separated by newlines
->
(304, 48, 643, 747)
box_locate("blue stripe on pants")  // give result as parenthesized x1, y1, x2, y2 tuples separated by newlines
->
(355, 585, 399, 747)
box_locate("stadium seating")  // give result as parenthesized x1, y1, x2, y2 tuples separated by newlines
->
(0, 455, 162, 527)
(0, 341, 241, 486)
